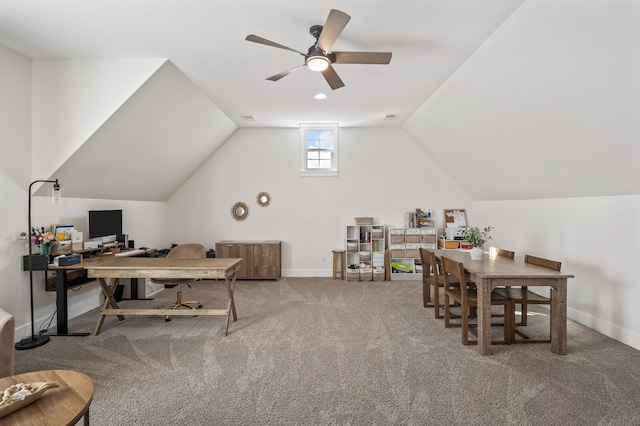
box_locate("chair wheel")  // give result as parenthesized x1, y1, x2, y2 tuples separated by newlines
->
(198, 304, 203, 309)
(165, 317, 171, 322)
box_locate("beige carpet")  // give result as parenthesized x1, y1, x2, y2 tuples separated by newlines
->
(14, 277, 640, 425)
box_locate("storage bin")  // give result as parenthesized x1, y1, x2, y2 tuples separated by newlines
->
(373, 268, 385, 281)
(438, 239, 460, 249)
(355, 217, 373, 225)
(406, 249, 420, 258)
(372, 228, 383, 239)
(359, 251, 371, 262)
(347, 269, 360, 282)
(406, 234, 420, 243)
(347, 242, 358, 252)
(420, 234, 437, 244)
(390, 235, 404, 244)
(391, 249, 405, 258)
(360, 269, 373, 281)
(420, 243, 436, 250)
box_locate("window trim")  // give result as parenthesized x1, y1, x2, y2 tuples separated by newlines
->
(299, 122, 339, 177)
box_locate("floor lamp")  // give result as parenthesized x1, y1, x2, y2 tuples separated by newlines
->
(15, 179, 63, 351)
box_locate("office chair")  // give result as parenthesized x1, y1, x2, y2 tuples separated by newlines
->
(151, 243, 206, 322)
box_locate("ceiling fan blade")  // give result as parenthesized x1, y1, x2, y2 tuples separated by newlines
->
(317, 9, 351, 53)
(246, 34, 305, 55)
(266, 65, 304, 82)
(321, 65, 345, 90)
(330, 51, 392, 65)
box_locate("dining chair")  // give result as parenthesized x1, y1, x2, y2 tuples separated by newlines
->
(420, 248, 452, 318)
(151, 243, 206, 322)
(441, 256, 513, 345)
(494, 254, 559, 343)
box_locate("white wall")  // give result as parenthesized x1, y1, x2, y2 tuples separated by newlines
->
(0, 43, 32, 340)
(0, 44, 169, 342)
(476, 196, 640, 350)
(167, 127, 475, 276)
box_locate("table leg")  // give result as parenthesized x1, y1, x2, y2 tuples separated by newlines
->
(550, 278, 568, 355)
(476, 278, 493, 355)
(94, 278, 124, 335)
(84, 406, 90, 426)
(223, 270, 239, 336)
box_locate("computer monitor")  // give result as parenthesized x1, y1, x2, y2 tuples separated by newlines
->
(88, 209, 123, 240)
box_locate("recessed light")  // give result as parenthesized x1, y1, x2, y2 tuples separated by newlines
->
(241, 115, 256, 121)
(314, 93, 327, 100)
(384, 114, 398, 120)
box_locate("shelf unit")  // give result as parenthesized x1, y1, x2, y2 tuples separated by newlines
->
(388, 227, 437, 280)
(345, 224, 385, 281)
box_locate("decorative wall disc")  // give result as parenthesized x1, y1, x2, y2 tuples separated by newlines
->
(231, 201, 249, 221)
(256, 192, 271, 207)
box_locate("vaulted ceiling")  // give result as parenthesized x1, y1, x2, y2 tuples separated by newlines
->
(1, 0, 637, 201)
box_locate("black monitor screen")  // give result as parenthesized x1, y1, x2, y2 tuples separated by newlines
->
(88, 209, 123, 239)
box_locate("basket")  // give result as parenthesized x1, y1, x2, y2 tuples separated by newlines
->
(373, 268, 385, 281)
(354, 217, 373, 225)
(347, 269, 360, 282)
(359, 269, 373, 281)
(359, 251, 371, 262)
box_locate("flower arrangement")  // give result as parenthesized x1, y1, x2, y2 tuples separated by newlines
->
(31, 227, 56, 246)
(462, 226, 493, 248)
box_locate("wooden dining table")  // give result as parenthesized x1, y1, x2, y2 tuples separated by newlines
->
(429, 249, 574, 356)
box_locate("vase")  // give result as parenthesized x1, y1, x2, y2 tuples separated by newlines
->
(38, 243, 52, 260)
(470, 247, 484, 260)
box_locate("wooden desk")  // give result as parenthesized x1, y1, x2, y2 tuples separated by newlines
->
(0, 370, 94, 425)
(430, 249, 574, 356)
(85, 257, 242, 336)
(48, 253, 130, 336)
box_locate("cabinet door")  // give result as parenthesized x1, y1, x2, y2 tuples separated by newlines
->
(216, 243, 235, 259)
(251, 243, 281, 279)
(234, 243, 252, 279)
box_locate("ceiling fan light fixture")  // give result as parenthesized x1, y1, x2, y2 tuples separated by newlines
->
(307, 56, 330, 72)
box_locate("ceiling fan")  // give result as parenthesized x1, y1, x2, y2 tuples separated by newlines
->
(245, 9, 392, 90)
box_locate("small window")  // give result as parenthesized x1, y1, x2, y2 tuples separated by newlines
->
(300, 122, 339, 177)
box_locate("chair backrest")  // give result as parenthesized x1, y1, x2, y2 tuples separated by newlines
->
(441, 256, 468, 301)
(419, 248, 439, 281)
(524, 254, 561, 271)
(166, 243, 206, 260)
(495, 247, 515, 259)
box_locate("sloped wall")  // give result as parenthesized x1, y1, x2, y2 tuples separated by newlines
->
(32, 59, 237, 201)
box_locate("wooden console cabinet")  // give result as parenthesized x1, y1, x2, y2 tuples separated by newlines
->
(215, 240, 281, 280)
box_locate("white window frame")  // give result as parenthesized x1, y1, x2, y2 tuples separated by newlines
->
(299, 122, 339, 177)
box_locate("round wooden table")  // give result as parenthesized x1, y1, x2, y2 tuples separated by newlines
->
(0, 370, 94, 425)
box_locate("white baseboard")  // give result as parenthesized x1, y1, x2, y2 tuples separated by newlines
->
(568, 306, 640, 351)
(282, 269, 333, 277)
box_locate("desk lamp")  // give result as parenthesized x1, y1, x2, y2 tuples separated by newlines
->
(15, 179, 63, 350)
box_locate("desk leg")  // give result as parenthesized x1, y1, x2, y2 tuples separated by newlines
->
(477, 278, 493, 356)
(94, 278, 124, 336)
(50, 270, 90, 337)
(550, 278, 568, 355)
(55, 271, 69, 334)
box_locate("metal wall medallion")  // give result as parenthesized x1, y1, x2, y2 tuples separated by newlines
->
(231, 201, 249, 221)
(256, 192, 271, 207)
